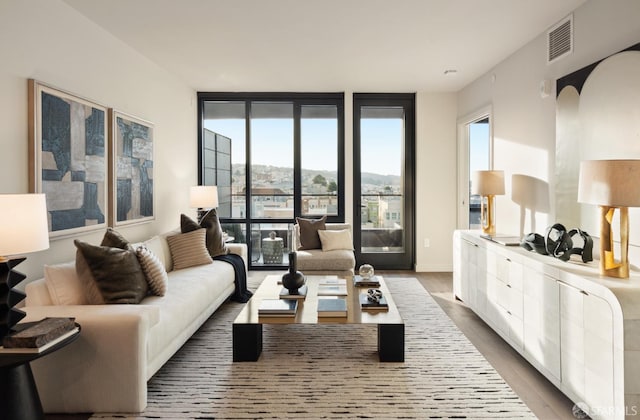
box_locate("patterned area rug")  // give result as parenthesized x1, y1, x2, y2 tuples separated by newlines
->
(91, 277, 534, 419)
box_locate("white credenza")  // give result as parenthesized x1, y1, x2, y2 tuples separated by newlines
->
(453, 230, 640, 420)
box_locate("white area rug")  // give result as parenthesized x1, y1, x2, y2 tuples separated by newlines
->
(91, 277, 534, 419)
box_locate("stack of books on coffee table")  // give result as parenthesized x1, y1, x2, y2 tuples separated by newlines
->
(359, 294, 389, 311)
(279, 285, 308, 299)
(258, 299, 298, 317)
(317, 296, 348, 317)
(353, 275, 381, 288)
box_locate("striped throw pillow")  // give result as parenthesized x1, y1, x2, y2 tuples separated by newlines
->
(166, 229, 213, 270)
(136, 245, 168, 296)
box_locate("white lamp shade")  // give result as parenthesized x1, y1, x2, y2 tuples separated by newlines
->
(578, 159, 640, 207)
(0, 194, 50, 257)
(190, 186, 219, 209)
(472, 170, 505, 196)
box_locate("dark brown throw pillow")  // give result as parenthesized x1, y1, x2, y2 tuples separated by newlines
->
(100, 228, 132, 251)
(74, 240, 148, 304)
(74, 229, 133, 304)
(75, 250, 106, 304)
(180, 210, 228, 258)
(296, 215, 327, 250)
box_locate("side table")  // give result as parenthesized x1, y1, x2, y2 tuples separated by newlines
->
(0, 325, 80, 420)
(262, 237, 283, 264)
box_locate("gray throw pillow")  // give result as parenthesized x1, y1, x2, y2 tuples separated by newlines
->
(74, 240, 149, 304)
(296, 215, 327, 250)
(181, 210, 228, 258)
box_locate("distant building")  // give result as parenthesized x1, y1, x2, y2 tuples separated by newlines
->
(249, 187, 292, 218)
(361, 195, 401, 228)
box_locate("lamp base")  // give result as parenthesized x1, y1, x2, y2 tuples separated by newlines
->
(599, 206, 629, 279)
(0, 258, 28, 342)
(480, 194, 496, 236)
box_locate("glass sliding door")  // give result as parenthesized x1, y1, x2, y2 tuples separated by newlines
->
(353, 94, 415, 270)
(249, 102, 294, 266)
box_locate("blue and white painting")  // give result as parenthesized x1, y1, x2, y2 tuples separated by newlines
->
(113, 112, 154, 226)
(34, 81, 108, 237)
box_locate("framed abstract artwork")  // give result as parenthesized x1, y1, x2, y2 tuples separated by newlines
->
(109, 110, 154, 227)
(28, 79, 108, 238)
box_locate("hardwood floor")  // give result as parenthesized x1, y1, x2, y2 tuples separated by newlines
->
(46, 270, 576, 419)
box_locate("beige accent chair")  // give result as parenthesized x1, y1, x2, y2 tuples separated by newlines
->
(292, 223, 356, 277)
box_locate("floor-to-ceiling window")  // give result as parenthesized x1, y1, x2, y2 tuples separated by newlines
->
(353, 93, 415, 270)
(198, 93, 344, 269)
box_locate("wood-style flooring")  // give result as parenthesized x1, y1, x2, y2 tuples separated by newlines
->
(46, 270, 576, 420)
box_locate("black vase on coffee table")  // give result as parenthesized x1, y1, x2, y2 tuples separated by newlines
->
(282, 252, 305, 294)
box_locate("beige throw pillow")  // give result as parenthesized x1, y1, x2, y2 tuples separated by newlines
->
(318, 229, 354, 251)
(181, 210, 228, 258)
(44, 261, 88, 305)
(166, 229, 213, 270)
(136, 245, 168, 296)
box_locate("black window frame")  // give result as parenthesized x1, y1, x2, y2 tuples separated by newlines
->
(353, 92, 416, 270)
(197, 92, 345, 269)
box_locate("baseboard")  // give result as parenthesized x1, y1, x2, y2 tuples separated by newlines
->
(414, 263, 452, 272)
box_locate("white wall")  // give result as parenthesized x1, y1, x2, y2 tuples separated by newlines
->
(0, 0, 197, 280)
(415, 93, 458, 271)
(457, 0, 640, 240)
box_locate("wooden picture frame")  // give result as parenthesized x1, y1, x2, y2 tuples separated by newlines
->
(28, 79, 108, 238)
(109, 110, 154, 227)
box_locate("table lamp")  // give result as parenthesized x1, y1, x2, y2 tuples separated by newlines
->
(0, 194, 50, 342)
(190, 186, 218, 222)
(472, 170, 505, 235)
(578, 159, 640, 279)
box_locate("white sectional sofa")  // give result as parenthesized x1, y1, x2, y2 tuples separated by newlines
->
(22, 231, 247, 414)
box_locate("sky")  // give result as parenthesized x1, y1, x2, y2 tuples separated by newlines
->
(469, 122, 490, 173)
(204, 117, 403, 176)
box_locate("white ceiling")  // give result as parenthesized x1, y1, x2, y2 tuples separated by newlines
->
(62, 0, 587, 92)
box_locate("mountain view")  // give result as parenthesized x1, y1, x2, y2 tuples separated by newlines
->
(231, 164, 401, 194)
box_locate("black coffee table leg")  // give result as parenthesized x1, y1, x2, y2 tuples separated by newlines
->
(378, 324, 404, 362)
(233, 323, 263, 362)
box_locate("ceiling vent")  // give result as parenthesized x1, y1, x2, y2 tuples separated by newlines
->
(547, 15, 573, 64)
